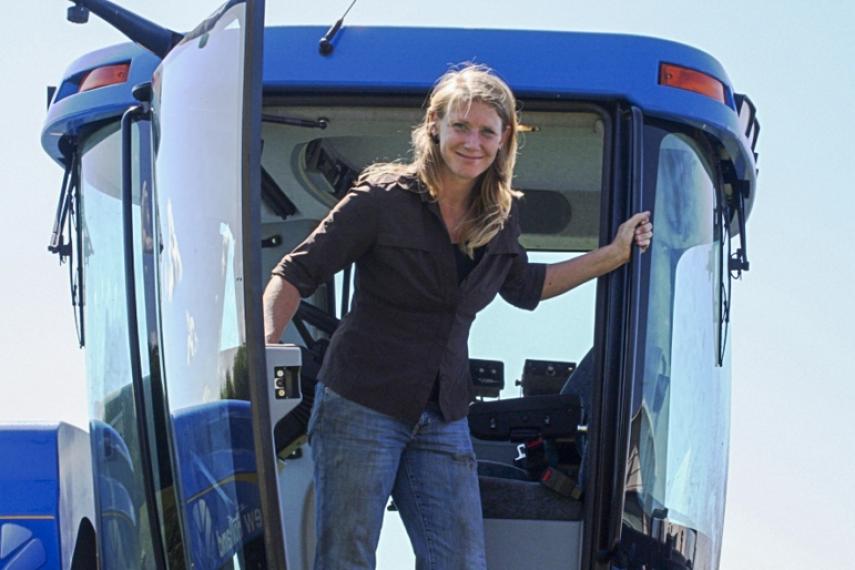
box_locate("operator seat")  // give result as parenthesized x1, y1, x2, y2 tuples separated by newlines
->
(476, 350, 594, 521)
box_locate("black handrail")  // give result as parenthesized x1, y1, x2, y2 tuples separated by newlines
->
(605, 105, 646, 553)
(121, 104, 168, 570)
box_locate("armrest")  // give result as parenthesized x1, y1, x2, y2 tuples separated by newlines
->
(468, 394, 583, 442)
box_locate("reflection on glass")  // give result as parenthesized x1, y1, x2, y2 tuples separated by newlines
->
(154, 13, 246, 411)
(132, 119, 187, 567)
(81, 124, 158, 568)
(626, 133, 730, 569)
(151, 3, 266, 567)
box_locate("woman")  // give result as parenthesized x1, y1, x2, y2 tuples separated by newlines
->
(263, 64, 652, 570)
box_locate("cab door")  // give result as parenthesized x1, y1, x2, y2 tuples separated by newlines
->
(149, 1, 286, 567)
(614, 118, 732, 570)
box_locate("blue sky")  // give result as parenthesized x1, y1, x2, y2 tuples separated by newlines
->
(2, 1, 853, 568)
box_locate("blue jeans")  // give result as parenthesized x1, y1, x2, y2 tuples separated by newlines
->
(307, 383, 486, 570)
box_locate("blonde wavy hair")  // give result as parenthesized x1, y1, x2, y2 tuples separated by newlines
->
(360, 63, 521, 257)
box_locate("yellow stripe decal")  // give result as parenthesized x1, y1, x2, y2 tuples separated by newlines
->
(185, 472, 259, 504)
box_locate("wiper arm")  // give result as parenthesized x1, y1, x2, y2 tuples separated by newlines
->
(48, 152, 77, 259)
(729, 180, 750, 276)
(47, 147, 86, 347)
(720, 160, 751, 277)
(262, 114, 329, 130)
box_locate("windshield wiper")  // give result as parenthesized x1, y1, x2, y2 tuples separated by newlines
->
(49, 150, 77, 259)
(728, 180, 750, 277)
(262, 114, 329, 130)
(48, 147, 86, 347)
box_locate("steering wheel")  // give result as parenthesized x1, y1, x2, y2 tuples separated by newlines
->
(292, 300, 340, 349)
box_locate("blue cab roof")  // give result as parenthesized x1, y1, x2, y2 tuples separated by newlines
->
(42, 25, 757, 188)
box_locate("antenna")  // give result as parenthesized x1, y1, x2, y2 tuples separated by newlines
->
(319, 0, 357, 56)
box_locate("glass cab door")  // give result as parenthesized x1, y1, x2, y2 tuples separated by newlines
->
(149, 1, 284, 567)
(618, 121, 731, 570)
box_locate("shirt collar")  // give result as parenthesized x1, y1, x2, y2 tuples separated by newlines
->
(394, 173, 433, 203)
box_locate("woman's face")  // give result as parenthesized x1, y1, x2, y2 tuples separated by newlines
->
(433, 100, 508, 189)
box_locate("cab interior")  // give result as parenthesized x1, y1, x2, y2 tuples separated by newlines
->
(258, 99, 607, 569)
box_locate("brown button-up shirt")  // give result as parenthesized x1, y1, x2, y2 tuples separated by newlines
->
(273, 175, 546, 425)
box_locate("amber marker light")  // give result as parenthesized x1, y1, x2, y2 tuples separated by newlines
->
(659, 63, 726, 103)
(79, 63, 131, 93)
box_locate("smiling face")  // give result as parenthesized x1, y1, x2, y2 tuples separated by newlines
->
(432, 100, 508, 193)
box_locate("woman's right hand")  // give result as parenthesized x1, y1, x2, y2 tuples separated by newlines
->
(610, 211, 653, 264)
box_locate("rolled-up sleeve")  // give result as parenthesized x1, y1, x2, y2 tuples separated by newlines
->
(499, 245, 546, 310)
(498, 205, 546, 310)
(272, 184, 378, 298)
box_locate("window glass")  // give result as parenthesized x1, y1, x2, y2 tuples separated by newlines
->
(151, 3, 266, 567)
(80, 123, 158, 569)
(469, 251, 596, 399)
(625, 132, 729, 568)
(131, 119, 186, 568)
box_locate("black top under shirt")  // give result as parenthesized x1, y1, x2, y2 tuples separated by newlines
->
(454, 244, 486, 285)
(427, 244, 486, 406)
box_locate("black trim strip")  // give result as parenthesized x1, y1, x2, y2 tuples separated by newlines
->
(583, 105, 616, 570)
(121, 104, 168, 570)
(239, 1, 289, 568)
(586, 103, 640, 568)
(579, 103, 616, 570)
(605, 105, 645, 553)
